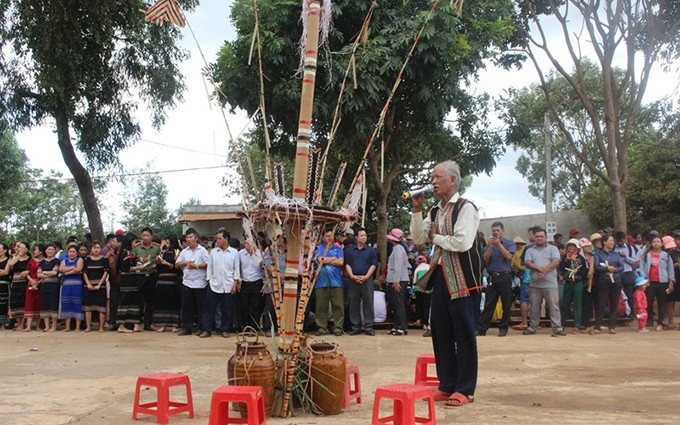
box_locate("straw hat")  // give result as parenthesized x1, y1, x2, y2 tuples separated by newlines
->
(513, 236, 527, 245)
(589, 233, 602, 242)
(566, 238, 581, 249)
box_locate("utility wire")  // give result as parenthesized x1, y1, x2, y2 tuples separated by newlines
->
(138, 138, 231, 158)
(20, 165, 233, 184)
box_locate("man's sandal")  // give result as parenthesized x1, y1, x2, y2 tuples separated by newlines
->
(446, 392, 474, 407)
(433, 390, 452, 401)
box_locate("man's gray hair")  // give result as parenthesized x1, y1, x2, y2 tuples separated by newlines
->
(438, 160, 462, 191)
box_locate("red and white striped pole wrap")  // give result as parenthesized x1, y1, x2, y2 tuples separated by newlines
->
(279, 0, 323, 354)
(291, 0, 322, 202)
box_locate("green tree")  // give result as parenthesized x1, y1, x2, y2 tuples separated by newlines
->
(8, 171, 95, 245)
(581, 103, 680, 233)
(121, 169, 182, 237)
(213, 0, 522, 264)
(501, 61, 647, 210)
(0, 1, 198, 241)
(516, 0, 680, 233)
(0, 132, 31, 230)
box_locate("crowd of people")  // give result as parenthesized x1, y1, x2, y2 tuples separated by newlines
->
(477, 224, 680, 337)
(0, 223, 416, 338)
(0, 227, 270, 337)
(1, 212, 676, 341)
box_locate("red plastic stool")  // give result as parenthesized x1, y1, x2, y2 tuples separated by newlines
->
(132, 372, 194, 424)
(414, 353, 438, 387)
(209, 385, 266, 425)
(372, 383, 436, 425)
(343, 363, 362, 409)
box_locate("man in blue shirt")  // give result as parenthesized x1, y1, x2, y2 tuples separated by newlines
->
(613, 231, 639, 316)
(344, 228, 379, 336)
(478, 221, 516, 337)
(315, 227, 345, 336)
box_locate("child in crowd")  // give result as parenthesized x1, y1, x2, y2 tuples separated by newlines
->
(412, 255, 431, 337)
(634, 276, 649, 333)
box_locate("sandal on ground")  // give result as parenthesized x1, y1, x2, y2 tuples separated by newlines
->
(433, 390, 452, 401)
(656, 325, 664, 332)
(446, 392, 474, 407)
(389, 329, 407, 336)
(589, 329, 601, 335)
(512, 324, 528, 331)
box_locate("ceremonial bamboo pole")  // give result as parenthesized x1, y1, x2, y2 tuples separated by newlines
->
(274, 0, 323, 417)
(291, 0, 321, 203)
(280, 0, 322, 356)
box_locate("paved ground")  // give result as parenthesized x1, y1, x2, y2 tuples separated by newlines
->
(2, 323, 680, 424)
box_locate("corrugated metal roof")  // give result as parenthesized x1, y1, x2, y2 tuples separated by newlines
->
(177, 212, 241, 222)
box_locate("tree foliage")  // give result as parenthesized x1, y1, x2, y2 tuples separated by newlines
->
(213, 0, 523, 263)
(0, 133, 93, 243)
(515, 0, 680, 232)
(0, 0, 198, 240)
(121, 169, 182, 238)
(0, 132, 30, 221)
(501, 60, 656, 210)
(3, 171, 101, 245)
(581, 102, 680, 233)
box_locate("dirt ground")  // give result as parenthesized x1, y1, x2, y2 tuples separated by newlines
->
(2, 323, 680, 424)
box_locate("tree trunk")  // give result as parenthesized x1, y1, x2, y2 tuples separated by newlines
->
(367, 149, 400, 275)
(55, 112, 105, 241)
(610, 181, 627, 234)
(375, 186, 388, 274)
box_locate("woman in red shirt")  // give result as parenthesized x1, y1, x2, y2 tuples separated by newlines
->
(640, 236, 675, 331)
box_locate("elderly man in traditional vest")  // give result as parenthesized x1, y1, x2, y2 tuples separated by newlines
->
(410, 160, 483, 407)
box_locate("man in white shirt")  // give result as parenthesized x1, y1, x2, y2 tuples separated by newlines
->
(199, 229, 240, 338)
(238, 238, 265, 331)
(175, 228, 209, 336)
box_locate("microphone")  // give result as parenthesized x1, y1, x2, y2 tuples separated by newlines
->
(402, 184, 433, 199)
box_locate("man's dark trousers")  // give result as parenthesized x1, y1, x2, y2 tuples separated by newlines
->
(202, 288, 234, 334)
(181, 286, 206, 332)
(348, 277, 375, 332)
(622, 271, 635, 315)
(239, 280, 264, 331)
(478, 272, 513, 333)
(430, 266, 478, 396)
(139, 273, 157, 330)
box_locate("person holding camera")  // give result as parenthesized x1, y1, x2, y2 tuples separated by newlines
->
(477, 222, 516, 337)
